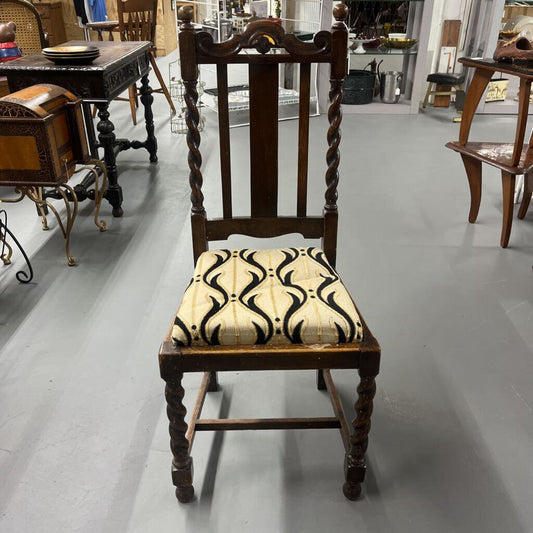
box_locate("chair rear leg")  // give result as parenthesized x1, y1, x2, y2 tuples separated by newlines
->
(343, 372, 377, 500)
(518, 171, 532, 219)
(460, 154, 482, 223)
(207, 371, 219, 392)
(149, 51, 176, 114)
(128, 85, 137, 126)
(316, 369, 326, 390)
(165, 373, 194, 503)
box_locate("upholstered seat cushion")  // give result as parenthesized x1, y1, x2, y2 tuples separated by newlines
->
(426, 72, 466, 85)
(171, 247, 363, 347)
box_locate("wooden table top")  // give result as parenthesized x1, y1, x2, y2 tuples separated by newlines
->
(459, 56, 533, 79)
(0, 40, 151, 101)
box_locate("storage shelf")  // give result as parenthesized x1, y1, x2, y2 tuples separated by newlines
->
(350, 47, 418, 56)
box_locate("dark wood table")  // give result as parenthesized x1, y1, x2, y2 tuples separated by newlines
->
(446, 57, 532, 247)
(0, 40, 158, 216)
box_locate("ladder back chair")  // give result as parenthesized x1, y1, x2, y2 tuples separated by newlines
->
(159, 3, 381, 503)
(116, 0, 175, 124)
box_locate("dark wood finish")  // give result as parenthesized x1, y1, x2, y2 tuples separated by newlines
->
(195, 417, 342, 430)
(518, 172, 532, 219)
(0, 40, 157, 216)
(160, 3, 381, 503)
(216, 64, 232, 219)
(323, 369, 351, 451)
(297, 62, 311, 217)
(249, 63, 278, 217)
(33, 1, 66, 47)
(446, 57, 533, 247)
(0, 84, 88, 186)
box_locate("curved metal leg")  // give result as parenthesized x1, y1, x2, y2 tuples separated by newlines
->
(72, 159, 108, 232)
(0, 209, 34, 283)
(16, 185, 78, 266)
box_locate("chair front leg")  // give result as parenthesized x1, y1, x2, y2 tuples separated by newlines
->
(165, 373, 194, 503)
(343, 372, 377, 500)
(460, 154, 482, 223)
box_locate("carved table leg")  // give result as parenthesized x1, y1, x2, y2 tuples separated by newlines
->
(165, 373, 194, 503)
(343, 373, 377, 500)
(140, 74, 158, 163)
(95, 102, 123, 217)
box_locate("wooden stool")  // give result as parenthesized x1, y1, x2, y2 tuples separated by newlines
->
(423, 72, 466, 108)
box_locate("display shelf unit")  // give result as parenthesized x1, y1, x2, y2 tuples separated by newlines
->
(318, 0, 433, 114)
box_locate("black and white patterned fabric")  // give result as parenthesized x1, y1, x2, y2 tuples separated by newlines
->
(172, 247, 363, 347)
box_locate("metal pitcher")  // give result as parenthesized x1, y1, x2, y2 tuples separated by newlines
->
(379, 71, 403, 104)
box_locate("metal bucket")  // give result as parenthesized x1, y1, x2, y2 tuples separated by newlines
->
(379, 71, 403, 104)
(342, 70, 375, 105)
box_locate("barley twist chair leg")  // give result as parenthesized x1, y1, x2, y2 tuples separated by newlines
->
(343, 373, 377, 500)
(165, 373, 194, 503)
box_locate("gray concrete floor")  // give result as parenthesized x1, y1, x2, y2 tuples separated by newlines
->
(1, 53, 533, 532)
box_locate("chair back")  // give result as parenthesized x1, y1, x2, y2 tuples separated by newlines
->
(0, 0, 47, 55)
(178, 4, 349, 268)
(117, 0, 157, 44)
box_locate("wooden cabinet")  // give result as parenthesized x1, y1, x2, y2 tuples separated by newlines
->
(33, 1, 67, 46)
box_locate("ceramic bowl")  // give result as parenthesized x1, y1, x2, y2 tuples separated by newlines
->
(381, 38, 418, 50)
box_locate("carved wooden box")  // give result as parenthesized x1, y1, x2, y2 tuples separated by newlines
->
(0, 84, 89, 186)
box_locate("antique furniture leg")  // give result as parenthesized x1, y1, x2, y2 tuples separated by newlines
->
(460, 154, 482, 223)
(165, 373, 194, 503)
(115, 75, 158, 162)
(316, 369, 327, 390)
(140, 74, 158, 163)
(501, 171, 516, 248)
(148, 50, 176, 115)
(3, 185, 79, 266)
(343, 372, 377, 500)
(518, 171, 532, 219)
(95, 102, 124, 217)
(0, 209, 34, 283)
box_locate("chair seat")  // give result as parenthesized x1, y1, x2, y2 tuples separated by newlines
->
(172, 247, 363, 347)
(427, 72, 466, 85)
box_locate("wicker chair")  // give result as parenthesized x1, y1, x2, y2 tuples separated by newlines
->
(0, 0, 48, 96)
(0, 0, 48, 54)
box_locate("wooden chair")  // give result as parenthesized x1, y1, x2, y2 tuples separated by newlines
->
(115, 0, 175, 124)
(0, 0, 48, 96)
(158, 4, 381, 503)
